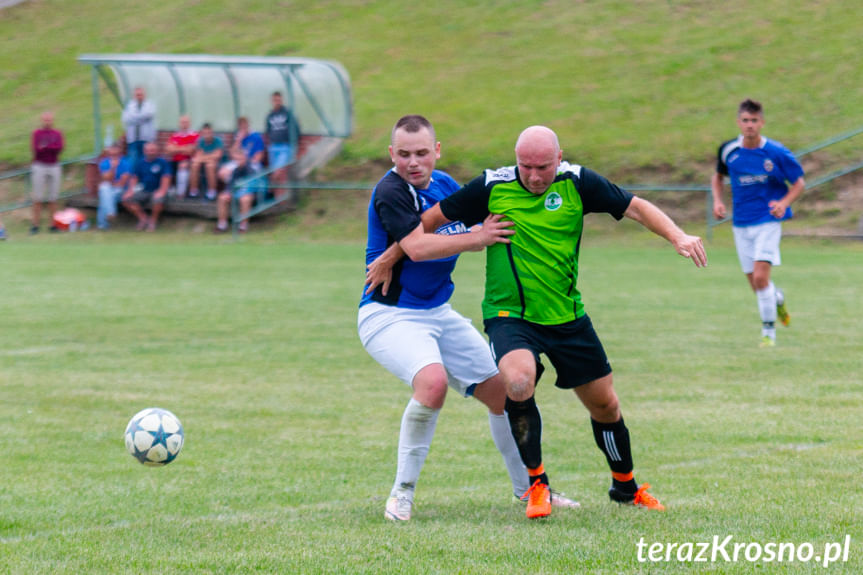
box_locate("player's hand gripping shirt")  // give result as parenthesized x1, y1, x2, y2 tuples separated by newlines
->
(360, 169, 469, 310)
(716, 136, 805, 227)
(439, 162, 633, 325)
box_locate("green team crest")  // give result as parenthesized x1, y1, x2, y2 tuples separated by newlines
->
(544, 191, 563, 211)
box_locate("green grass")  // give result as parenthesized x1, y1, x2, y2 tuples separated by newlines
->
(1, 226, 861, 574)
(1, 0, 862, 176)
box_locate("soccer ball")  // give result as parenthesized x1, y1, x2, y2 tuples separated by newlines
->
(124, 407, 184, 466)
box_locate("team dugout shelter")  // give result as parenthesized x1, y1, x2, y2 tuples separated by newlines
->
(77, 53, 353, 185)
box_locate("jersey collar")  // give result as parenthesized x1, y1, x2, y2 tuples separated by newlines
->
(737, 135, 767, 149)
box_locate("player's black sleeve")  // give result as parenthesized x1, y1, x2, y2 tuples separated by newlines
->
(715, 140, 732, 175)
(373, 175, 421, 242)
(438, 174, 491, 227)
(578, 167, 634, 220)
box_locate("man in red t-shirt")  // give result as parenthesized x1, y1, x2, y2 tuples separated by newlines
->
(30, 111, 64, 234)
(164, 115, 199, 198)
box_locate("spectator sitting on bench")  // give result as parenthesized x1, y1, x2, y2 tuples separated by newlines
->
(97, 143, 131, 230)
(122, 141, 172, 232)
(164, 114, 199, 198)
(216, 117, 265, 233)
(188, 123, 224, 200)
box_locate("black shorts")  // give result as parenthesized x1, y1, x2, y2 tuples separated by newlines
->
(483, 314, 612, 389)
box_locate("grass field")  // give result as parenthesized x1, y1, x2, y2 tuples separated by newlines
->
(2, 1, 863, 176)
(1, 225, 861, 574)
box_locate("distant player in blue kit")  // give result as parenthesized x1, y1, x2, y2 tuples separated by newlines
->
(711, 99, 805, 347)
(358, 115, 579, 521)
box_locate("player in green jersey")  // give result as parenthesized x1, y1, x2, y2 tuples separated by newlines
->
(368, 125, 707, 519)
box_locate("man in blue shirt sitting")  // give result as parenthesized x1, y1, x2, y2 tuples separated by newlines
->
(97, 143, 131, 230)
(216, 117, 266, 233)
(122, 141, 173, 232)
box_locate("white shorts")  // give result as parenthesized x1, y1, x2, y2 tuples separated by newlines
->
(357, 302, 498, 397)
(733, 222, 782, 274)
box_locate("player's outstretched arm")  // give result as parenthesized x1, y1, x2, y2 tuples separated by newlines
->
(420, 204, 450, 232)
(400, 213, 513, 262)
(624, 196, 708, 268)
(366, 208, 514, 295)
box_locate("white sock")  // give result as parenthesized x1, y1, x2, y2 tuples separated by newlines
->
(392, 398, 439, 496)
(488, 411, 530, 496)
(176, 168, 189, 196)
(756, 282, 777, 338)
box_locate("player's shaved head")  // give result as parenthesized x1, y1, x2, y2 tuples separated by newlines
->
(514, 126, 563, 195)
(515, 125, 560, 157)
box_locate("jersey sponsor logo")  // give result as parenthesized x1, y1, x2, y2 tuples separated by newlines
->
(545, 191, 563, 211)
(763, 159, 774, 172)
(435, 221, 469, 236)
(485, 166, 516, 184)
(738, 174, 769, 186)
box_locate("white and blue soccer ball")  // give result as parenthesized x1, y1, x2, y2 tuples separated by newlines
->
(124, 407, 184, 466)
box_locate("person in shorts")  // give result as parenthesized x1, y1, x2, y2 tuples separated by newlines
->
(215, 117, 265, 233)
(711, 98, 805, 347)
(30, 111, 64, 234)
(359, 115, 581, 522)
(121, 142, 172, 232)
(164, 115, 199, 198)
(264, 91, 300, 199)
(188, 124, 224, 200)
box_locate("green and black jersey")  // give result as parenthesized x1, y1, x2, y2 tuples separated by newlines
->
(439, 162, 633, 325)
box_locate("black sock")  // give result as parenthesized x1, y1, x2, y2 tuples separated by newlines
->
(591, 417, 636, 493)
(506, 395, 544, 476)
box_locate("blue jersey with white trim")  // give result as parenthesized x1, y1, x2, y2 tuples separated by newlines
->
(716, 136, 804, 226)
(360, 169, 468, 310)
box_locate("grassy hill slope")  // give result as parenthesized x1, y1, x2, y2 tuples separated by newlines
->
(1, 0, 862, 179)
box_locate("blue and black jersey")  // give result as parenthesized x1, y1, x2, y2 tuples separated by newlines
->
(716, 136, 804, 227)
(360, 169, 468, 310)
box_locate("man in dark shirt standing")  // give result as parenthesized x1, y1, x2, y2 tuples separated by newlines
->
(30, 111, 64, 234)
(264, 91, 300, 199)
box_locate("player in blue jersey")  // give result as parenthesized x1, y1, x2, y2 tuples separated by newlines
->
(359, 115, 579, 521)
(711, 99, 805, 347)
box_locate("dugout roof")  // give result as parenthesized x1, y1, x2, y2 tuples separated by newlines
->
(78, 53, 353, 151)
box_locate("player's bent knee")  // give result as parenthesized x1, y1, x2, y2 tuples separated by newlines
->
(411, 364, 449, 408)
(582, 392, 620, 421)
(505, 374, 535, 402)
